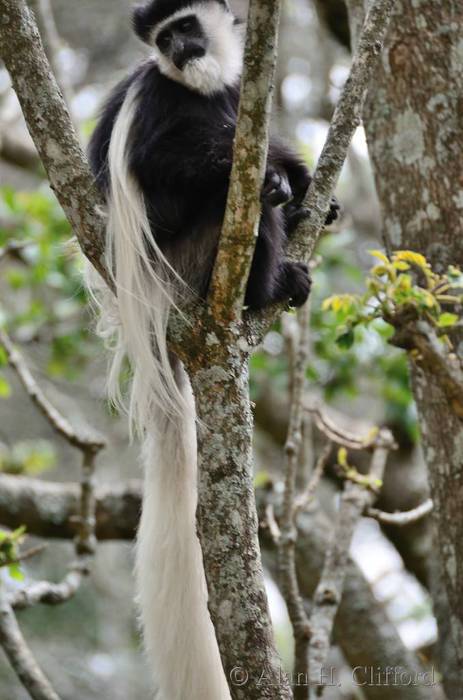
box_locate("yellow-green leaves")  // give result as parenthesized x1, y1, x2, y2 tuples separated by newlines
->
(438, 312, 459, 328)
(321, 250, 462, 352)
(0, 526, 26, 581)
(336, 447, 383, 491)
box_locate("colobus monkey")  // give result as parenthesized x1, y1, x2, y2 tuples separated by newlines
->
(87, 1, 338, 698)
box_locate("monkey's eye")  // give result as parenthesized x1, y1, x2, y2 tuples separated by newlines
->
(157, 30, 171, 50)
(179, 19, 194, 32)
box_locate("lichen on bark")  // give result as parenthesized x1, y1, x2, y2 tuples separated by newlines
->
(357, 1, 463, 694)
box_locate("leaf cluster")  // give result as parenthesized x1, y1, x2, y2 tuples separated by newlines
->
(0, 526, 26, 581)
(322, 250, 463, 350)
(0, 187, 96, 379)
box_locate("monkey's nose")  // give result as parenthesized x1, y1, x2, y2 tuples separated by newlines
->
(172, 42, 205, 70)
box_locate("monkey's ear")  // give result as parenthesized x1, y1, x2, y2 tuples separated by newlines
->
(132, 4, 151, 43)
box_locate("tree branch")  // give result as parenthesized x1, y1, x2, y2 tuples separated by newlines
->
(0, 127, 40, 171)
(8, 560, 89, 610)
(277, 305, 312, 700)
(0, 331, 101, 698)
(0, 0, 108, 285)
(260, 497, 441, 700)
(207, 0, 282, 322)
(28, 0, 74, 111)
(0, 590, 60, 700)
(367, 499, 433, 526)
(286, 0, 395, 266)
(307, 432, 392, 696)
(0, 472, 438, 699)
(0, 473, 140, 540)
(0, 330, 105, 453)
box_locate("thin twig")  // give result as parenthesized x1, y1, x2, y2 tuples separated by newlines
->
(294, 442, 332, 514)
(305, 397, 382, 450)
(286, 0, 396, 267)
(307, 431, 392, 697)
(73, 450, 97, 555)
(1, 543, 47, 569)
(8, 559, 90, 610)
(265, 503, 281, 544)
(0, 589, 60, 700)
(278, 302, 312, 700)
(0, 329, 105, 453)
(367, 498, 433, 526)
(0, 331, 101, 698)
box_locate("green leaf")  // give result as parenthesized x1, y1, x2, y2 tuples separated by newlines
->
(437, 312, 459, 328)
(253, 470, 271, 488)
(336, 329, 355, 349)
(0, 375, 11, 398)
(338, 447, 348, 468)
(8, 563, 24, 581)
(0, 346, 7, 367)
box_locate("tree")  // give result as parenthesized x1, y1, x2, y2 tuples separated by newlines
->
(0, 0, 460, 698)
(347, 1, 463, 695)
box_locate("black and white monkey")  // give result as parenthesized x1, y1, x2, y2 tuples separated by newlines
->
(87, 0, 338, 698)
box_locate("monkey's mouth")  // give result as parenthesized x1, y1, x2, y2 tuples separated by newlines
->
(172, 47, 206, 71)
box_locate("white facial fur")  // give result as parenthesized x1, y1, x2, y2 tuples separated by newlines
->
(150, 2, 244, 95)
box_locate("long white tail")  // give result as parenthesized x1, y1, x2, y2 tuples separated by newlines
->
(87, 85, 231, 699)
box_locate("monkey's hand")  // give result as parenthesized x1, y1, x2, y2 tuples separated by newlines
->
(262, 167, 293, 207)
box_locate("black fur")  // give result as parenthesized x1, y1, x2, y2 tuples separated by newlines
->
(89, 59, 337, 310)
(133, 0, 229, 44)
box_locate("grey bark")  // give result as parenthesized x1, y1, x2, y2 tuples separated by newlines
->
(354, 1, 463, 694)
(307, 441, 391, 694)
(261, 503, 442, 700)
(190, 348, 291, 699)
(0, 593, 60, 700)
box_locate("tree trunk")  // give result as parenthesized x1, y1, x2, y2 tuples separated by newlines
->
(189, 339, 292, 700)
(361, 1, 463, 695)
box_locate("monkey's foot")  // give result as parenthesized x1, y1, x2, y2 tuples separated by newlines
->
(325, 197, 341, 226)
(286, 261, 312, 307)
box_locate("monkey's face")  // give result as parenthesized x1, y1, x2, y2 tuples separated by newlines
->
(134, 1, 244, 95)
(156, 15, 207, 70)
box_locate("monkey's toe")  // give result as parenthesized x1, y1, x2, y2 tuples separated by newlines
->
(325, 197, 341, 226)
